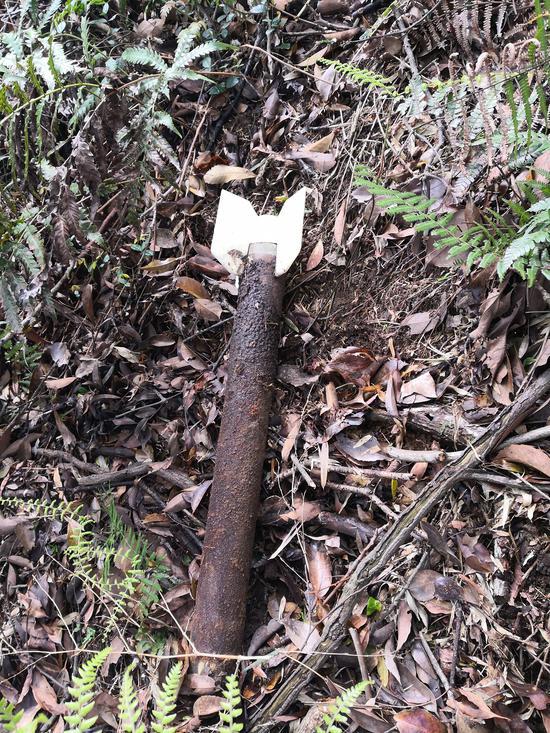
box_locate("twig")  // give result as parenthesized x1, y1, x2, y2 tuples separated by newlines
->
(76, 462, 150, 487)
(449, 603, 463, 688)
(291, 453, 316, 488)
(32, 447, 99, 474)
(249, 370, 550, 731)
(319, 481, 399, 519)
(419, 631, 450, 692)
(310, 460, 411, 481)
(349, 627, 369, 682)
(317, 511, 377, 542)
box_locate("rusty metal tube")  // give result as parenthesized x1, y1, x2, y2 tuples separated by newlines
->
(191, 242, 284, 661)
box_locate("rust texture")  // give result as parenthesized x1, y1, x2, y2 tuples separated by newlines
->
(191, 246, 284, 664)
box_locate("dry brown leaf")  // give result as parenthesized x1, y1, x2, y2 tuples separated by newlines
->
(298, 47, 329, 67)
(287, 149, 337, 172)
(32, 671, 65, 716)
(394, 709, 445, 733)
(400, 372, 438, 404)
(176, 276, 209, 299)
(192, 695, 223, 718)
(306, 542, 332, 599)
(333, 200, 347, 245)
(408, 569, 443, 602)
(135, 16, 164, 38)
(203, 165, 255, 185)
(45, 376, 77, 389)
(396, 600, 412, 651)
(280, 497, 321, 522)
(457, 535, 496, 573)
(324, 347, 380, 386)
(194, 298, 222, 322)
(142, 258, 179, 275)
(284, 619, 321, 653)
(278, 364, 318, 387)
(305, 132, 335, 153)
(306, 240, 324, 270)
(494, 444, 550, 478)
(281, 413, 301, 462)
(317, 0, 348, 14)
(187, 255, 229, 278)
(401, 311, 441, 335)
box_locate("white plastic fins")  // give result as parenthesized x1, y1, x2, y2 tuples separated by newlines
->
(211, 188, 308, 276)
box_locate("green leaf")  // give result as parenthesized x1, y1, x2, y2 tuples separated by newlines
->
(366, 596, 382, 616)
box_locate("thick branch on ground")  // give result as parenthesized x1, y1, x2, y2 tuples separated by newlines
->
(249, 370, 550, 731)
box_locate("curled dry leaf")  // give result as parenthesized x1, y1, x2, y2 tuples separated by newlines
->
(324, 347, 381, 387)
(408, 569, 443, 602)
(194, 298, 222, 322)
(394, 709, 445, 733)
(187, 255, 229, 278)
(400, 372, 438, 404)
(306, 542, 332, 599)
(203, 165, 255, 185)
(494, 444, 550, 478)
(176, 276, 209, 299)
(286, 149, 337, 173)
(306, 240, 324, 270)
(280, 497, 321, 522)
(192, 695, 223, 718)
(457, 535, 496, 574)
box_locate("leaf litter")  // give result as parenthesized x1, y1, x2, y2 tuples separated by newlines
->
(0, 0, 549, 731)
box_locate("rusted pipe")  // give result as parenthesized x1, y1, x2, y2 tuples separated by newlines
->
(191, 242, 284, 664)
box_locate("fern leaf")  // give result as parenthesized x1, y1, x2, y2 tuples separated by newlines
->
(167, 40, 220, 80)
(119, 666, 145, 733)
(0, 277, 21, 331)
(173, 22, 203, 60)
(219, 675, 243, 733)
(321, 58, 398, 97)
(121, 47, 167, 72)
(315, 681, 370, 733)
(64, 648, 111, 733)
(151, 662, 182, 733)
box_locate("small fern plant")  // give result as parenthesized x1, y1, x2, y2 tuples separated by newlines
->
(219, 675, 243, 733)
(356, 170, 550, 284)
(65, 647, 112, 733)
(0, 699, 46, 733)
(315, 681, 370, 733)
(0, 496, 169, 629)
(320, 58, 399, 97)
(117, 22, 221, 169)
(66, 649, 182, 733)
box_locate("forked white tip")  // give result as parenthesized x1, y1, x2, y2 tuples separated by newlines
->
(211, 188, 309, 276)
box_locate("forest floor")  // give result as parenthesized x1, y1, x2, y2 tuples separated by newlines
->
(0, 0, 549, 731)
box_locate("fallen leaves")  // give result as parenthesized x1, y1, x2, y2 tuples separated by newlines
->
(494, 444, 550, 477)
(394, 709, 445, 733)
(203, 165, 256, 185)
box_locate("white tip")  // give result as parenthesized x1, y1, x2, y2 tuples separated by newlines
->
(211, 189, 308, 276)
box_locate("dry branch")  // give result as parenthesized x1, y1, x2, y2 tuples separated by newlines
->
(249, 369, 550, 731)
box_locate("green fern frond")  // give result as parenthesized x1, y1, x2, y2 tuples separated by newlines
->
(321, 58, 398, 96)
(0, 697, 47, 733)
(65, 648, 111, 733)
(219, 675, 243, 733)
(151, 662, 183, 733)
(119, 666, 145, 733)
(167, 40, 220, 80)
(315, 681, 370, 733)
(121, 47, 167, 72)
(173, 21, 203, 59)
